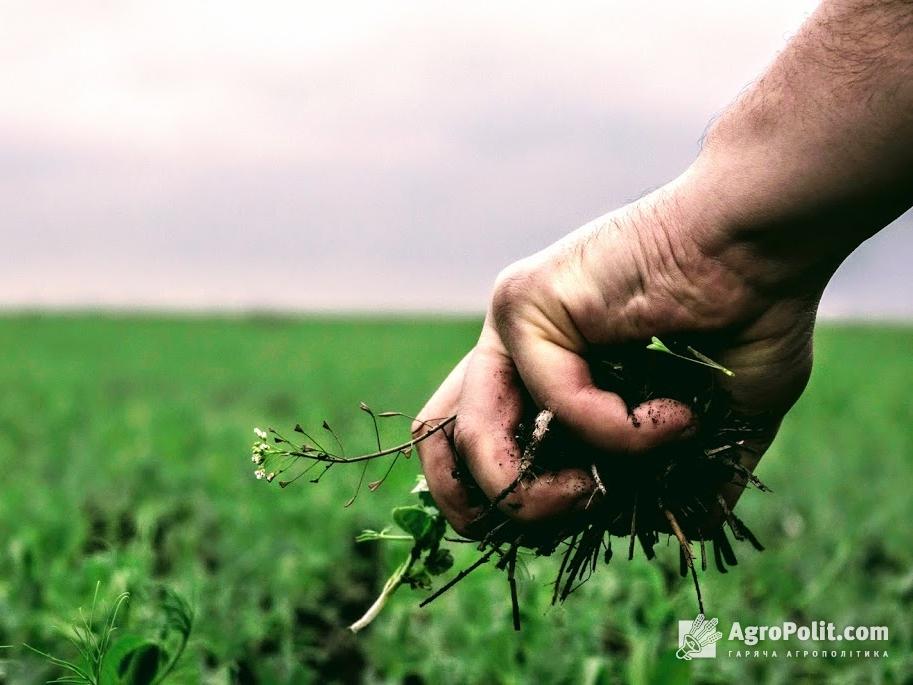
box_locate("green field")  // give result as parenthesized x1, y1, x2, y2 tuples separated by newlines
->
(0, 315, 911, 684)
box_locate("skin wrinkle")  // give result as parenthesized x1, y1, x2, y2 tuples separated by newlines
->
(576, 217, 646, 343)
(640, 203, 698, 327)
(561, 227, 613, 344)
(648, 193, 690, 287)
(516, 293, 583, 354)
(547, 246, 592, 351)
(627, 197, 730, 334)
(497, 262, 580, 353)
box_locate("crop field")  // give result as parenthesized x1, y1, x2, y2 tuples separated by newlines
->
(0, 315, 911, 683)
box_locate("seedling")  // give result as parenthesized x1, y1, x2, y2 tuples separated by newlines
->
(349, 477, 453, 632)
(25, 583, 194, 684)
(646, 336, 735, 376)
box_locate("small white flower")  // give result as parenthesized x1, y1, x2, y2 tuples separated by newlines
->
(251, 454, 264, 465)
(254, 427, 268, 440)
(266, 472, 276, 482)
(259, 442, 270, 452)
(254, 468, 266, 480)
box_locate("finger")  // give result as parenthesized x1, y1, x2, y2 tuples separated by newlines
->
(455, 331, 597, 524)
(414, 352, 487, 536)
(506, 324, 694, 454)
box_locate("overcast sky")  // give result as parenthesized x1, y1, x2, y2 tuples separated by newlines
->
(1, 1, 910, 316)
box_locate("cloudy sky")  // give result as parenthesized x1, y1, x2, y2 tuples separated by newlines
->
(2, 1, 910, 316)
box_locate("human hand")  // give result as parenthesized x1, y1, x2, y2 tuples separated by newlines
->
(416, 0, 913, 542)
(414, 172, 819, 538)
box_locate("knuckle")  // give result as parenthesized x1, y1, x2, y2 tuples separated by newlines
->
(499, 492, 546, 525)
(491, 262, 535, 329)
(451, 416, 477, 456)
(413, 424, 449, 468)
(410, 414, 428, 437)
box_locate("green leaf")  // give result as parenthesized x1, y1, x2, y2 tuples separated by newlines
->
(404, 568, 432, 590)
(153, 588, 193, 684)
(646, 336, 671, 353)
(392, 506, 434, 542)
(99, 635, 159, 685)
(163, 590, 193, 635)
(355, 528, 412, 542)
(425, 548, 454, 575)
(355, 528, 384, 542)
(645, 336, 735, 377)
(426, 515, 446, 547)
(119, 643, 166, 685)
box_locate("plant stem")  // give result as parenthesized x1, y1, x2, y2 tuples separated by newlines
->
(645, 337, 734, 376)
(290, 416, 456, 464)
(349, 554, 415, 633)
(364, 533, 414, 542)
(686, 346, 735, 377)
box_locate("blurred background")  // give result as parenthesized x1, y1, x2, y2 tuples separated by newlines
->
(2, 0, 911, 315)
(1, 2, 911, 684)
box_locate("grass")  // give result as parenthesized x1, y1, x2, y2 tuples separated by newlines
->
(0, 314, 911, 683)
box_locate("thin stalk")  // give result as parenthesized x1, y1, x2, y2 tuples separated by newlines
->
(349, 551, 418, 633)
(289, 416, 456, 464)
(646, 337, 734, 376)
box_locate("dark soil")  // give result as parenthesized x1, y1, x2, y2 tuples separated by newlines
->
(443, 338, 770, 620)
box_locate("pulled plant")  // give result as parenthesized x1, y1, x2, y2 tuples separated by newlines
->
(249, 337, 769, 632)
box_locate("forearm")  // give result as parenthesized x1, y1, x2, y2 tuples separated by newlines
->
(685, 0, 913, 292)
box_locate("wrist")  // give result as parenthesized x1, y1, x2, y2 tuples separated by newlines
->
(674, 146, 850, 299)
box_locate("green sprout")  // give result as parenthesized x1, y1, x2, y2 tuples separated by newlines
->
(24, 583, 129, 685)
(349, 476, 453, 633)
(645, 336, 735, 377)
(25, 583, 194, 685)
